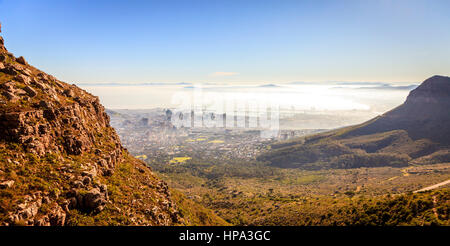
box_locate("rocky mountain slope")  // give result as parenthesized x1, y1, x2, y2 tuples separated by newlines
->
(259, 76, 450, 169)
(0, 35, 226, 226)
(341, 75, 450, 144)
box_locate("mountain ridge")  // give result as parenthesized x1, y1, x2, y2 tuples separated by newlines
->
(340, 75, 450, 144)
(259, 75, 450, 169)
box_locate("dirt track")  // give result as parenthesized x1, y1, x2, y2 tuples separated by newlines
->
(414, 179, 450, 193)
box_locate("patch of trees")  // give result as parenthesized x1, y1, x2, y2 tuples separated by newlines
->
(250, 189, 449, 226)
(330, 153, 411, 169)
(258, 141, 354, 168)
(259, 140, 411, 169)
(416, 150, 450, 164)
(343, 130, 403, 153)
(151, 158, 282, 180)
(341, 190, 449, 225)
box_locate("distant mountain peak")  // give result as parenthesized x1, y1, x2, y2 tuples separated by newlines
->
(342, 75, 450, 144)
(406, 75, 450, 104)
(259, 76, 450, 170)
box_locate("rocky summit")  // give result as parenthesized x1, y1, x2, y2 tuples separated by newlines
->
(0, 35, 226, 226)
(342, 75, 450, 144)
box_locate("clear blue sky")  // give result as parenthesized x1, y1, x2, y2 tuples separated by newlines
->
(1, 0, 449, 84)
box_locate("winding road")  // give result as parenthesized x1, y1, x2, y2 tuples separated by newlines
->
(413, 179, 450, 193)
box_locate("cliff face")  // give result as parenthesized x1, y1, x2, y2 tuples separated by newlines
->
(0, 36, 225, 226)
(0, 35, 123, 170)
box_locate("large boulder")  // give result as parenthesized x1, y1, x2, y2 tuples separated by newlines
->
(82, 188, 107, 212)
(16, 56, 27, 65)
(69, 187, 108, 213)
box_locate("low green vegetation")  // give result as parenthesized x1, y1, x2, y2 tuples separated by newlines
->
(248, 189, 450, 226)
(148, 154, 450, 226)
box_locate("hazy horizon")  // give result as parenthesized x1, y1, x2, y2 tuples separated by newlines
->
(80, 80, 414, 109)
(79, 80, 414, 131)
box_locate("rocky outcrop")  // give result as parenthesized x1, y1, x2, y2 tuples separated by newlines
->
(0, 36, 124, 166)
(0, 180, 14, 189)
(0, 34, 225, 226)
(68, 186, 108, 213)
(6, 191, 66, 226)
(0, 36, 5, 52)
(0, 36, 143, 224)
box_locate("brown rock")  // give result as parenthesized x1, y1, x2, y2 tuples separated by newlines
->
(0, 180, 15, 189)
(0, 66, 18, 76)
(2, 91, 19, 102)
(74, 188, 108, 213)
(48, 206, 66, 226)
(72, 180, 84, 188)
(11, 63, 24, 72)
(34, 216, 50, 226)
(24, 85, 37, 97)
(42, 196, 50, 204)
(68, 197, 78, 210)
(62, 135, 87, 155)
(82, 176, 91, 186)
(16, 56, 27, 65)
(16, 74, 31, 84)
(21, 68, 32, 76)
(39, 100, 52, 109)
(54, 80, 64, 88)
(33, 80, 48, 90)
(15, 88, 27, 96)
(102, 168, 114, 176)
(81, 168, 97, 179)
(26, 139, 46, 156)
(10, 199, 41, 224)
(99, 184, 108, 193)
(2, 81, 15, 92)
(97, 159, 108, 167)
(63, 89, 75, 97)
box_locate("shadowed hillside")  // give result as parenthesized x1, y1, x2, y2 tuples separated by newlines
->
(259, 76, 450, 169)
(341, 75, 450, 144)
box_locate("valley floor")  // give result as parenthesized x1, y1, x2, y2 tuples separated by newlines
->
(155, 162, 450, 225)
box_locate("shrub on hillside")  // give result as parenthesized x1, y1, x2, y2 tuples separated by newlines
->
(330, 153, 411, 169)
